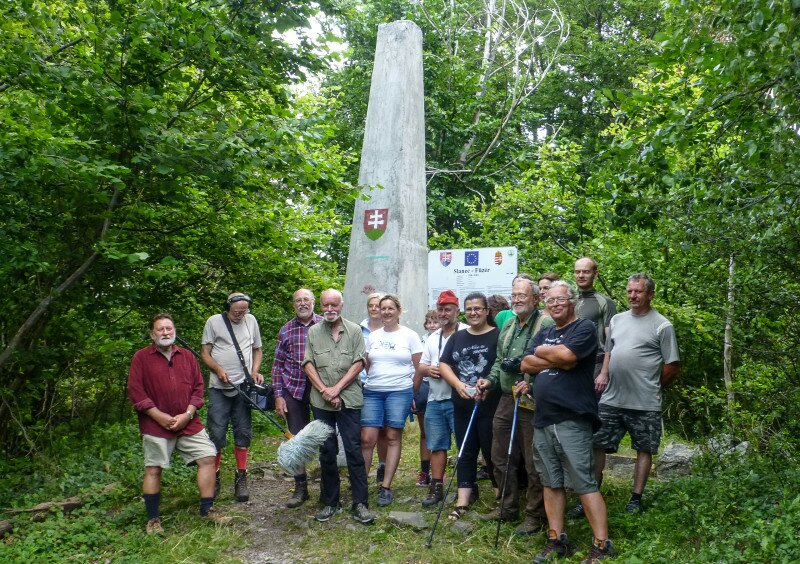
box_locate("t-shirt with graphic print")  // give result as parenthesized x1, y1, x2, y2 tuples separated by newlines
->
(365, 325, 423, 392)
(439, 327, 500, 387)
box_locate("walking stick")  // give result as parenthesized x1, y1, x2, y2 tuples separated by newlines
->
(426, 400, 480, 548)
(494, 394, 521, 549)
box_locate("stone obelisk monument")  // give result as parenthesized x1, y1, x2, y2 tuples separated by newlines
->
(342, 20, 427, 333)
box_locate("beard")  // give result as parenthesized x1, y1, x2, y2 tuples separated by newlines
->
(154, 335, 176, 348)
(323, 313, 341, 324)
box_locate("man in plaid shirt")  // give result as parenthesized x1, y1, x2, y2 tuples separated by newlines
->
(272, 288, 323, 508)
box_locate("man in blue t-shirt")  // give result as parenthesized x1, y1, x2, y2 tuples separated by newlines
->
(520, 281, 615, 562)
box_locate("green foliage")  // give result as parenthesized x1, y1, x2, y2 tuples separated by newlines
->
(0, 0, 355, 452)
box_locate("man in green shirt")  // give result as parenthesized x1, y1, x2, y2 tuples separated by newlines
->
(477, 277, 554, 534)
(303, 289, 375, 525)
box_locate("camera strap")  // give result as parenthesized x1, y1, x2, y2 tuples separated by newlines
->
(220, 313, 253, 386)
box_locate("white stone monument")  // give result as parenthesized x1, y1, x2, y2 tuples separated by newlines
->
(342, 21, 428, 334)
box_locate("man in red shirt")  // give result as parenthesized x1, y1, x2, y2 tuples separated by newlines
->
(128, 313, 225, 534)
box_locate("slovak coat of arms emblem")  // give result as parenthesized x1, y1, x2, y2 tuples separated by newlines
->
(440, 251, 452, 267)
(363, 208, 389, 241)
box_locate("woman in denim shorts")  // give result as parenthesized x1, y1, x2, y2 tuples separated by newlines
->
(361, 294, 424, 507)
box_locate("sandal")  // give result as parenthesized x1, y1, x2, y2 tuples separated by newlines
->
(448, 506, 468, 521)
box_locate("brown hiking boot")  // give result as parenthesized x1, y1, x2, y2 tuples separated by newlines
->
(515, 514, 546, 535)
(203, 507, 232, 525)
(234, 469, 249, 502)
(286, 479, 309, 508)
(421, 480, 444, 507)
(146, 518, 163, 535)
(477, 507, 515, 522)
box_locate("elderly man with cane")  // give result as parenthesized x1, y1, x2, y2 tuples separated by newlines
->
(477, 274, 553, 535)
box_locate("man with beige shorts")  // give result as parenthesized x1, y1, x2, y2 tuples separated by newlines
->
(128, 313, 227, 534)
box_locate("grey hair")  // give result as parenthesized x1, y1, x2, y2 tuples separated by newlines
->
(549, 280, 578, 300)
(628, 273, 655, 293)
(321, 288, 344, 303)
(366, 292, 385, 304)
(512, 275, 539, 296)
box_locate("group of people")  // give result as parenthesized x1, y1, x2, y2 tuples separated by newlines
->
(127, 256, 680, 563)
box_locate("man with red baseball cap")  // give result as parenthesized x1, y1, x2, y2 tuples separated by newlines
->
(414, 290, 468, 507)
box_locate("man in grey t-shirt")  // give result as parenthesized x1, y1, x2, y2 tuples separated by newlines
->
(200, 292, 263, 502)
(590, 274, 680, 515)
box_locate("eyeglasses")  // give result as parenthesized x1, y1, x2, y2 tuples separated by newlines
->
(510, 293, 529, 300)
(545, 296, 572, 306)
(464, 307, 486, 313)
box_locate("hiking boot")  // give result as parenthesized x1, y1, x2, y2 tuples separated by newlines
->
(146, 518, 163, 535)
(477, 507, 514, 522)
(376, 464, 385, 485)
(422, 481, 444, 507)
(234, 469, 249, 502)
(515, 515, 546, 535)
(533, 531, 574, 563)
(476, 465, 491, 481)
(581, 538, 616, 563)
(377, 487, 394, 507)
(352, 503, 376, 524)
(625, 498, 643, 514)
(214, 470, 221, 499)
(203, 507, 232, 525)
(286, 479, 309, 508)
(416, 470, 430, 486)
(315, 505, 339, 522)
(566, 502, 585, 519)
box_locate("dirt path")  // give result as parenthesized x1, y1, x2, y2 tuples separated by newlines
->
(229, 437, 323, 564)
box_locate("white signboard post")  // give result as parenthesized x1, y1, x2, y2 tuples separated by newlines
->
(428, 247, 518, 308)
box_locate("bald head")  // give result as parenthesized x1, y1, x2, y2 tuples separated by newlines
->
(574, 257, 598, 291)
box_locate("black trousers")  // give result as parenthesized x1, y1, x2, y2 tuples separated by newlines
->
(311, 406, 369, 509)
(453, 391, 499, 489)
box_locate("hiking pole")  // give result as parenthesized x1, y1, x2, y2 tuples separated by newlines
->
(175, 335, 292, 439)
(494, 394, 521, 549)
(426, 400, 480, 548)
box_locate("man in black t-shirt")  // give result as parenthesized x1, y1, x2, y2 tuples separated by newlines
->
(520, 281, 615, 562)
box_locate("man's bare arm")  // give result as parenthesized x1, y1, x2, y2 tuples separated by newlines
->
(661, 362, 681, 387)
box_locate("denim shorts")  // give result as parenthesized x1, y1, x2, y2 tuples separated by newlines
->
(533, 418, 598, 494)
(424, 399, 454, 451)
(361, 387, 414, 429)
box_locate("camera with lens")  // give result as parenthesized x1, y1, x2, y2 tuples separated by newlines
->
(500, 356, 522, 373)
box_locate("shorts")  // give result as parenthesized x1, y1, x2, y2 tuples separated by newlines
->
(533, 419, 598, 494)
(143, 429, 217, 468)
(361, 387, 413, 429)
(207, 388, 252, 449)
(424, 399, 454, 451)
(593, 404, 662, 454)
(414, 380, 430, 413)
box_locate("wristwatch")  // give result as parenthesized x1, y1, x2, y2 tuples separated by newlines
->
(186, 410, 194, 420)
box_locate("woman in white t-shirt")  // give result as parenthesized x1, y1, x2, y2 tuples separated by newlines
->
(361, 294, 423, 507)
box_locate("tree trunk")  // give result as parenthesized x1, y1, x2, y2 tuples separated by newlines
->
(723, 254, 736, 418)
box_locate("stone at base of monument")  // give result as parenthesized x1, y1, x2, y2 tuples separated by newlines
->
(450, 520, 476, 535)
(388, 511, 428, 530)
(656, 441, 701, 478)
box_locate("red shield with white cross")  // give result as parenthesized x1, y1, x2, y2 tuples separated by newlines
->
(363, 208, 389, 241)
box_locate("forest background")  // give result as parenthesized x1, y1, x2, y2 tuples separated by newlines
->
(1, 0, 799, 560)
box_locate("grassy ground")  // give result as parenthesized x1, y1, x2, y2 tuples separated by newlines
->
(2, 416, 799, 563)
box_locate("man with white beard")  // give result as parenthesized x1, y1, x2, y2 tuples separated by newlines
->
(128, 313, 225, 534)
(302, 289, 375, 524)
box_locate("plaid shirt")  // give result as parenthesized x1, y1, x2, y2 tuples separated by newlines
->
(271, 314, 323, 399)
